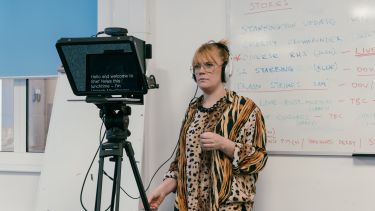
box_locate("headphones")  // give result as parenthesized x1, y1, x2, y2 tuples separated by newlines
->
(192, 41, 232, 83)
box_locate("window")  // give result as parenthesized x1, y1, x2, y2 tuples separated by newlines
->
(0, 77, 57, 153)
(0, 79, 15, 151)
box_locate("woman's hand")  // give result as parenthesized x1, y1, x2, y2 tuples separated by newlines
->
(147, 178, 177, 210)
(147, 189, 166, 210)
(200, 132, 235, 158)
(200, 132, 225, 151)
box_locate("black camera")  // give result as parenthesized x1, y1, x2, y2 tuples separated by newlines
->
(56, 28, 157, 104)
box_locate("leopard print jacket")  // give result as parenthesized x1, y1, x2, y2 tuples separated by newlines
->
(165, 90, 268, 211)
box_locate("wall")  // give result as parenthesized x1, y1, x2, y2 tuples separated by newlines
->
(0, 0, 97, 76)
(0, 171, 40, 211)
(255, 155, 375, 211)
(0, 153, 42, 211)
(143, 1, 375, 211)
(3, 1, 375, 211)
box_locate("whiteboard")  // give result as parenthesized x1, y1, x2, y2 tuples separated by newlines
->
(228, 0, 375, 155)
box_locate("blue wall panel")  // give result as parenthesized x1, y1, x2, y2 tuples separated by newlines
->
(0, 0, 97, 76)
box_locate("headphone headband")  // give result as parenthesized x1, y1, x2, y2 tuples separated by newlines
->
(207, 40, 229, 54)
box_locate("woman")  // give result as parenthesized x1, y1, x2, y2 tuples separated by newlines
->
(148, 40, 268, 210)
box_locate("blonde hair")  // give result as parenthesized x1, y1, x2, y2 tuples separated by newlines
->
(192, 40, 230, 67)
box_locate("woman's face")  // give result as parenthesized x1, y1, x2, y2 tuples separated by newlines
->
(193, 50, 224, 94)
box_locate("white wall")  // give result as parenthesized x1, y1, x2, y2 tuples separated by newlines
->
(0, 171, 40, 211)
(0, 153, 42, 211)
(255, 155, 375, 211)
(143, 1, 375, 211)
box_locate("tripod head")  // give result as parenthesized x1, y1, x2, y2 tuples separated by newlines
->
(96, 102, 131, 143)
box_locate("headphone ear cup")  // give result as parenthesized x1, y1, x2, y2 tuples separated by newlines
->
(221, 65, 226, 83)
(224, 59, 232, 84)
(192, 74, 196, 82)
(221, 60, 232, 83)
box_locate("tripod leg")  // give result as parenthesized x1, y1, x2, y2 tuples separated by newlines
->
(95, 147, 105, 211)
(124, 141, 151, 211)
(110, 150, 123, 211)
(115, 154, 123, 211)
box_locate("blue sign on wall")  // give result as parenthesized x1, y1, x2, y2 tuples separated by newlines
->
(0, 0, 97, 76)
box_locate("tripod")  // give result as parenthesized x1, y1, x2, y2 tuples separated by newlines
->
(94, 104, 150, 211)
